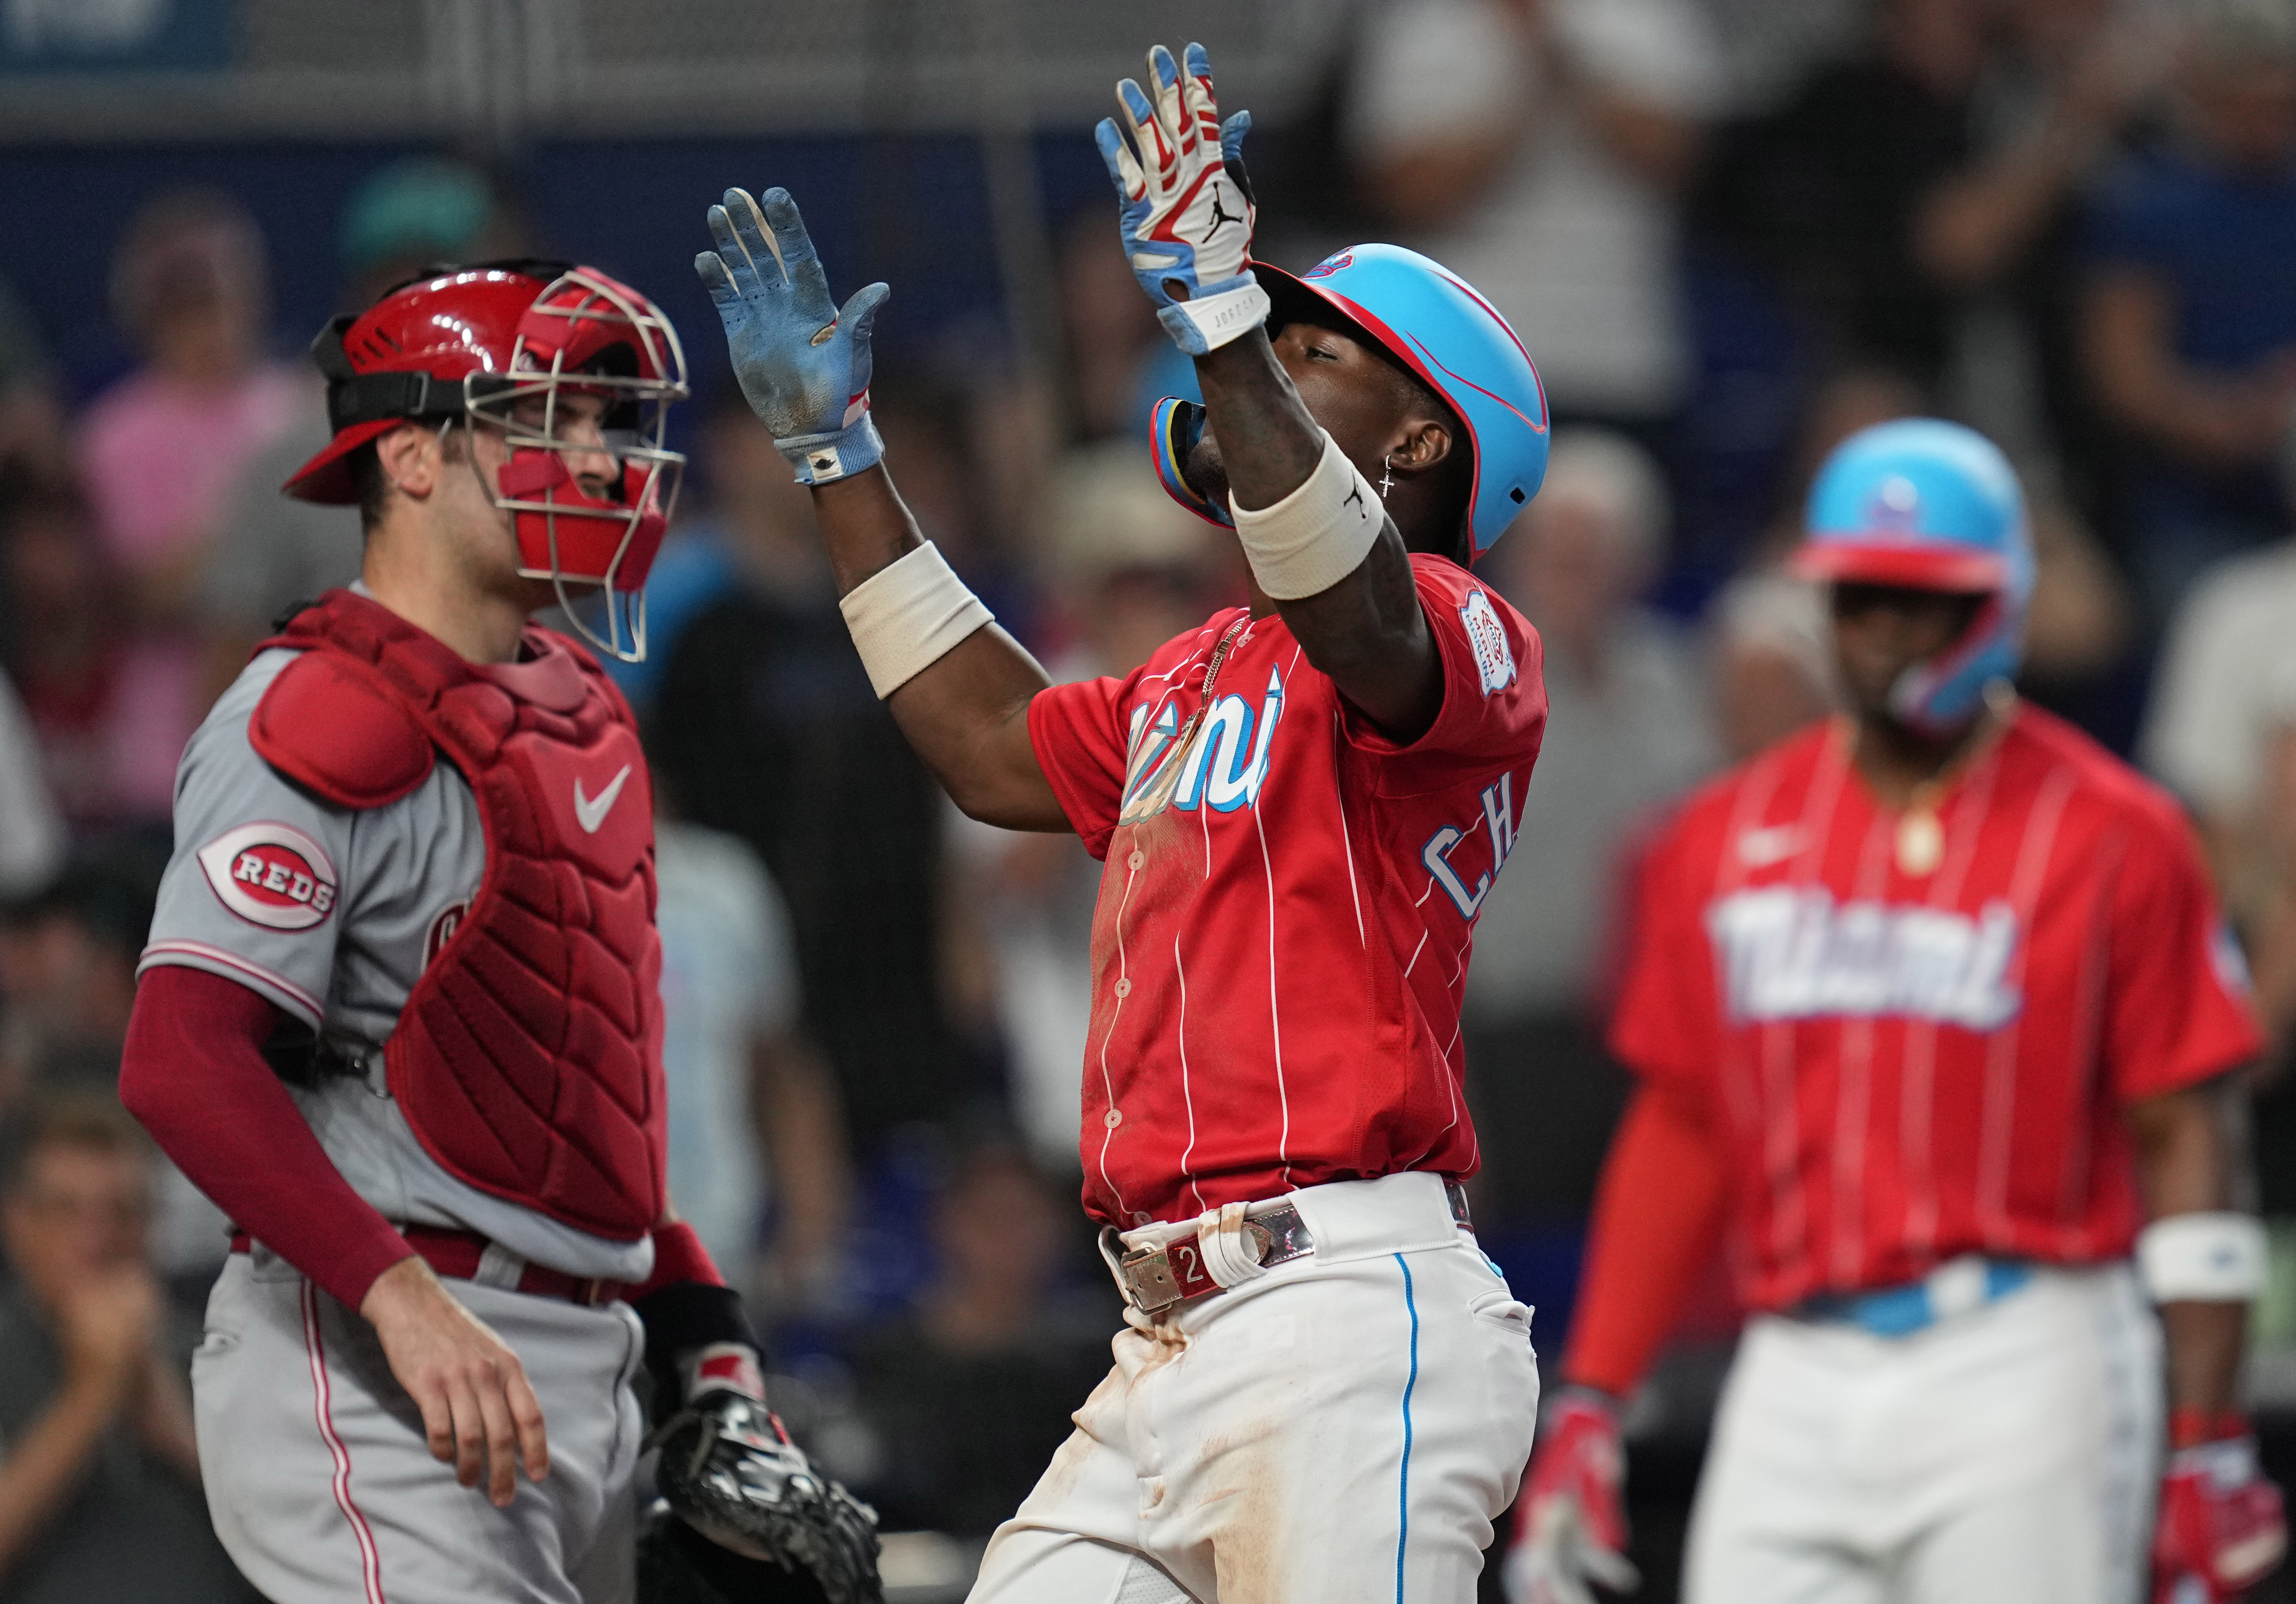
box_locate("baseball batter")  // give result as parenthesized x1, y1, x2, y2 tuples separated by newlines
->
(1505, 420, 2286, 1604)
(692, 42, 1548, 1604)
(116, 262, 874, 1604)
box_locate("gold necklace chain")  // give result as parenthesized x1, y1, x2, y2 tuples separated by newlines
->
(1887, 685, 2016, 877)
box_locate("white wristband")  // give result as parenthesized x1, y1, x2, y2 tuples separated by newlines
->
(2137, 1212, 2268, 1302)
(837, 541, 994, 700)
(1229, 428, 1384, 601)
(1158, 279, 1273, 356)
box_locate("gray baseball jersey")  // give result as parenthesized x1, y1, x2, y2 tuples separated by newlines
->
(141, 638, 651, 1283)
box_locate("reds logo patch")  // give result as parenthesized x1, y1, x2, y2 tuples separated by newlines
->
(195, 823, 339, 932)
(1459, 589, 1516, 696)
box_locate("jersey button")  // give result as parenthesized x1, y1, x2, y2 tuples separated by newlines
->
(1114, 978, 1132, 998)
(1104, 1108, 1124, 1129)
(1128, 850, 1145, 870)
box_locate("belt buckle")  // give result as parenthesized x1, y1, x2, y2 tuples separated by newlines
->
(1119, 1243, 1185, 1317)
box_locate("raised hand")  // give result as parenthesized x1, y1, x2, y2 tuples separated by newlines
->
(1095, 42, 1270, 355)
(695, 187, 890, 484)
(55, 1264, 160, 1403)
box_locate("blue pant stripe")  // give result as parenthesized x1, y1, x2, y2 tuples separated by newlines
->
(1394, 1251, 1420, 1603)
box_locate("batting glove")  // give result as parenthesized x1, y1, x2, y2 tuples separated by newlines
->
(1504, 1387, 1641, 1604)
(2154, 1427, 2287, 1604)
(1095, 41, 1270, 356)
(695, 186, 889, 485)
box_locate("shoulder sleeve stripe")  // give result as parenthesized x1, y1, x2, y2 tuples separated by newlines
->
(138, 940, 326, 1026)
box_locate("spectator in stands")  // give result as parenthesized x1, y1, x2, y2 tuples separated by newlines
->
(2084, 0, 2296, 610)
(0, 1097, 252, 1604)
(600, 388, 785, 713)
(0, 472, 147, 840)
(1920, 0, 2164, 490)
(1693, 0, 1992, 391)
(1346, 0, 1724, 453)
(848, 1143, 1114, 1538)
(197, 156, 527, 698)
(1053, 207, 1196, 446)
(77, 189, 302, 823)
(1705, 569, 1835, 762)
(651, 392, 992, 1159)
(0, 854, 150, 1104)
(2144, 424, 2296, 1219)
(0, 848, 227, 1286)
(1465, 431, 1718, 1228)
(0, 276, 68, 495)
(652, 780, 852, 1320)
(2144, 422, 2296, 885)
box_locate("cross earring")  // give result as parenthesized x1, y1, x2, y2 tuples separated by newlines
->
(1379, 456, 1395, 499)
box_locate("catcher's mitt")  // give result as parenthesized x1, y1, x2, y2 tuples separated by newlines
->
(646, 1391, 882, 1604)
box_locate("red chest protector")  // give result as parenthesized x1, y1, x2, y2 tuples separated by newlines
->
(250, 589, 664, 1240)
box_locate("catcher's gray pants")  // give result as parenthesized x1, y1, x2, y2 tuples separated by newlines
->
(193, 1246, 647, 1604)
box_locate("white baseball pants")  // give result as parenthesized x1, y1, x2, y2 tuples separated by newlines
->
(967, 1172, 1541, 1604)
(1686, 1263, 2161, 1604)
(192, 1246, 647, 1604)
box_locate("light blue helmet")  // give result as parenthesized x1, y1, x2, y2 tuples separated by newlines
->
(1793, 418, 2033, 734)
(1151, 243, 1549, 560)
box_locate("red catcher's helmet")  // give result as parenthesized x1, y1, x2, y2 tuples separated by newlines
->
(285, 261, 687, 663)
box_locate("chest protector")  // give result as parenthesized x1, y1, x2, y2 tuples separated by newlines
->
(250, 589, 664, 1239)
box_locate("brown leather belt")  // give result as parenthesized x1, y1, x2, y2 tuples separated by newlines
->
(1111, 1180, 1474, 1319)
(229, 1224, 627, 1308)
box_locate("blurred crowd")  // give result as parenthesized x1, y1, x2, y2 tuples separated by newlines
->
(6, 0, 2296, 1588)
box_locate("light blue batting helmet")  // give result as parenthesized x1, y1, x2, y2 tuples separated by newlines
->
(1794, 418, 2034, 734)
(1151, 243, 1549, 560)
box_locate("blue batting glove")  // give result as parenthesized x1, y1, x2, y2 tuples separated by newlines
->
(1096, 42, 1269, 356)
(695, 187, 889, 485)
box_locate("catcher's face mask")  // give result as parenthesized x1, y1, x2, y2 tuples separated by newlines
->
(470, 266, 687, 663)
(289, 262, 689, 664)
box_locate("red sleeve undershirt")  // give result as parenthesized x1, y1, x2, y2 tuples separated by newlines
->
(120, 966, 416, 1311)
(1560, 1081, 1732, 1399)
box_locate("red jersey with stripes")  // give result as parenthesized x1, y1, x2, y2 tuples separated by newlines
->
(1612, 705, 2262, 1313)
(1028, 555, 1547, 1229)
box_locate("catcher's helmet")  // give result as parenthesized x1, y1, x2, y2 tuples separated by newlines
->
(286, 261, 687, 662)
(1792, 418, 2032, 734)
(1151, 243, 1549, 560)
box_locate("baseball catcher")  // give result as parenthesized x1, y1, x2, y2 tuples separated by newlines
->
(116, 259, 877, 1604)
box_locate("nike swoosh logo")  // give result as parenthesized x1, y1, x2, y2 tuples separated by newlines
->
(1736, 823, 1805, 867)
(573, 765, 632, 835)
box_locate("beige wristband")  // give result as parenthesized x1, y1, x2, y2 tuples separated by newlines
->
(837, 541, 994, 699)
(1229, 428, 1384, 601)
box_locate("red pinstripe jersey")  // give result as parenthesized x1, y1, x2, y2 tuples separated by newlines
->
(1028, 556, 1547, 1229)
(1612, 706, 2263, 1312)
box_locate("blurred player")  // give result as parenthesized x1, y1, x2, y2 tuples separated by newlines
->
(1505, 418, 2285, 1604)
(695, 41, 1549, 1604)
(117, 262, 874, 1603)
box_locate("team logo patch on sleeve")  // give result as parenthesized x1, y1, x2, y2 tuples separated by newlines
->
(1460, 589, 1516, 696)
(195, 822, 339, 931)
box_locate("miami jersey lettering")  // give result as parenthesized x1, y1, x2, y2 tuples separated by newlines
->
(1707, 886, 2022, 1030)
(1028, 558, 1547, 1227)
(1614, 707, 2264, 1309)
